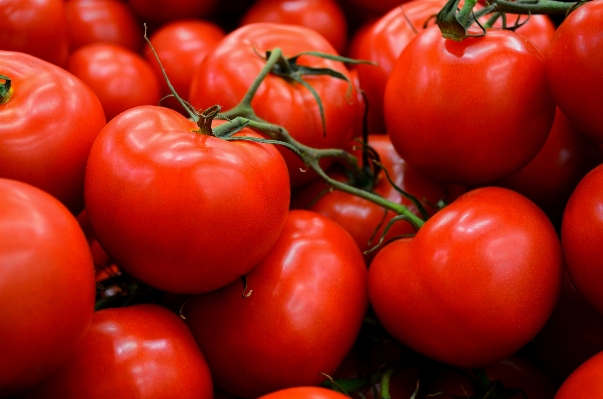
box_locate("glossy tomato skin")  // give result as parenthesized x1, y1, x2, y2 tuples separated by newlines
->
(183, 210, 369, 398)
(0, 0, 69, 67)
(545, 0, 603, 143)
(189, 23, 360, 187)
(0, 51, 106, 214)
(368, 187, 563, 368)
(144, 19, 225, 113)
(347, 0, 446, 133)
(240, 0, 349, 55)
(384, 26, 556, 185)
(67, 43, 161, 121)
(16, 304, 213, 399)
(84, 106, 291, 294)
(258, 387, 350, 399)
(64, 0, 144, 53)
(555, 350, 603, 398)
(561, 164, 603, 316)
(0, 179, 95, 397)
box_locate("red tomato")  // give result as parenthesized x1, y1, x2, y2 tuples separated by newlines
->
(384, 26, 556, 185)
(0, 0, 69, 67)
(240, 0, 349, 55)
(183, 210, 368, 398)
(368, 187, 563, 368)
(561, 164, 603, 316)
(495, 108, 603, 226)
(84, 106, 291, 294)
(0, 51, 106, 214)
(126, 0, 218, 25)
(67, 43, 161, 121)
(545, 0, 603, 143)
(291, 134, 465, 263)
(143, 19, 225, 113)
(555, 350, 603, 398)
(16, 304, 213, 399)
(0, 178, 95, 397)
(188, 23, 361, 187)
(346, 0, 446, 133)
(533, 273, 603, 381)
(64, 0, 144, 53)
(508, 14, 556, 51)
(259, 387, 350, 399)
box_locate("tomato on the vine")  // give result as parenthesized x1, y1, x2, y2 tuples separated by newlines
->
(188, 23, 361, 187)
(183, 210, 368, 398)
(84, 106, 291, 294)
(0, 178, 95, 397)
(368, 187, 563, 368)
(384, 26, 556, 185)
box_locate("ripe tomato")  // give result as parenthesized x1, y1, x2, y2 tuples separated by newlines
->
(0, 51, 106, 214)
(0, 0, 69, 67)
(188, 23, 361, 187)
(384, 26, 556, 185)
(545, 0, 603, 143)
(368, 187, 563, 368)
(183, 210, 368, 398)
(64, 0, 144, 53)
(495, 108, 603, 226)
(240, 0, 349, 55)
(346, 0, 446, 133)
(291, 134, 465, 263)
(561, 164, 603, 316)
(507, 14, 556, 51)
(144, 19, 225, 113)
(555, 350, 603, 398)
(84, 106, 291, 294)
(67, 43, 161, 121)
(258, 387, 350, 399)
(0, 178, 95, 397)
(16, 304, 213, 399)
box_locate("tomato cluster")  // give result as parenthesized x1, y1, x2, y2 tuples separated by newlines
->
(2, 0, 603, 398)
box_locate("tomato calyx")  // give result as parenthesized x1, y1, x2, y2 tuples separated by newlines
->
(0, 74, 12, 104)
(436, 0, 579, 41)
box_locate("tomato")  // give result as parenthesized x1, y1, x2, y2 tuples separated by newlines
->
(291, 134, 465, 263)
(64, 0, 144, 53)
(508, 14, 556, 51)
(0, 178, 95, 397)
(368, 187, 563, 368)
(561, 164, 603, 316)
(495, 108, 603, 226)
(533, 273, 603, 381)
(188, 23, 360, 187)
(84, 106, 291, 294)
(384, 26, 556, 185)
(183, 210, 368, 398)
(258, 387, 350, 399)
(126, 0, 219, 26)
(545, 0, 603, 143)
(67, 43, 161, 121)
(240, 0, 349, 55)
(16, 304, 213, 399)
(346, 0, 446, 133)
(144, 19, 225, 113)
(0, 51, 106, 214)
(0, 0, 69, 67)
(555, 350, 603, 398)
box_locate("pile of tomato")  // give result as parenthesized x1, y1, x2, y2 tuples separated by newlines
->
(2, 0, 603, 397)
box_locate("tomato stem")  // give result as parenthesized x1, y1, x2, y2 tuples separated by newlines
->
(380, 368, 396, 399)
(0, 74, 12, 104)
